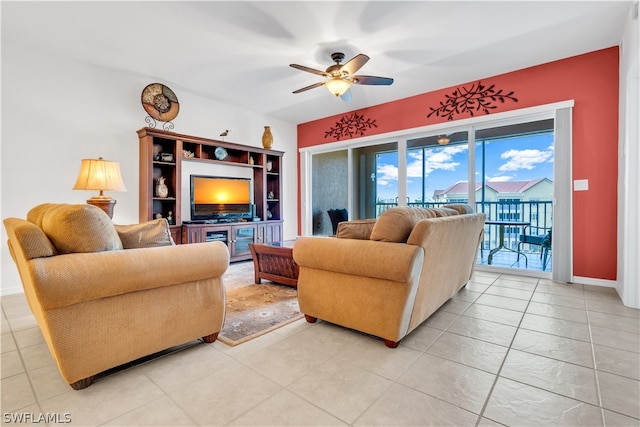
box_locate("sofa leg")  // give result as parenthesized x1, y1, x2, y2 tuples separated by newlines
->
(202, 332, 219, 343)
(383, 339, 399, 349)
(70, 376, 94, 390)
(304, 314, 317, 323)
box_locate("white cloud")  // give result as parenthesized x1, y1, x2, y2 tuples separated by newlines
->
(377, 145, 468, 186)
(487, 175, 513, 182)
(499, 149, 553, 172)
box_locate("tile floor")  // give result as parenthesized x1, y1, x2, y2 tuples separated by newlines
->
(2, 270, 639, 426)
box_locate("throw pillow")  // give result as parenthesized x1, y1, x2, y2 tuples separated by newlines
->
(115, 218, 175, 248)
(370, 207, 438, 242)
(34, 204, 123, 254)
(336, 219, 377, 240)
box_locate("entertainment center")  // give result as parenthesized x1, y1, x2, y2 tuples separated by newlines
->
(138, 127, 284, 261)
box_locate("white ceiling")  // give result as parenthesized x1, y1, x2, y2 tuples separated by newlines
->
(2, 1, 633, 125)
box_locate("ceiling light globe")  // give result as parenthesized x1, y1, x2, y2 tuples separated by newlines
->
(325, 78, 351, 97)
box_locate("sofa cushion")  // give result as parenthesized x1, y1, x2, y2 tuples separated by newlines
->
(370, 207, 440, 243)
(336, 219, 377, 240)
(443, 204, 475, 214)
(430, 207, 460, 217)
(30, 204, 123, 254)
(115, 218, 175, 248)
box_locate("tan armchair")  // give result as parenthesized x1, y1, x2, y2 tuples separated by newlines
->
(4, 204, 229, 389)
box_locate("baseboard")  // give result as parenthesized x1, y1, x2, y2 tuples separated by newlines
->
(572, 276, 617, 288)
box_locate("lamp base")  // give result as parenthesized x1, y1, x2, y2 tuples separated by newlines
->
(87, 197, 117, 219)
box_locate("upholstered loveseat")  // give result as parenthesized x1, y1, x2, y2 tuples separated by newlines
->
(292, 204, 485, 347)
(4, 203, 229, 389)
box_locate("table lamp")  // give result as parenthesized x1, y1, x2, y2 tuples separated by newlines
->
(73, 157, 127, 219)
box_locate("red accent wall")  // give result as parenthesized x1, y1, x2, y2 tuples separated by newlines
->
(297, 47, 619, 281)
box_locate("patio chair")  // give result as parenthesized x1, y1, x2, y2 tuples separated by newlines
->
(518, 225, 552, 270)
(327, 208, 348, 235)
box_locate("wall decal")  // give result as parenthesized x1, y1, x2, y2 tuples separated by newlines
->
(427, 81, 518, 121)
(325, 112, 377, 140)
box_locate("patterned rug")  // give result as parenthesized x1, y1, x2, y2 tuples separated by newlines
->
(218, 261, 302, 346)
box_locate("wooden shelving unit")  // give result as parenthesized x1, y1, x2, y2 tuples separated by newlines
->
(137, 127, 284, 254)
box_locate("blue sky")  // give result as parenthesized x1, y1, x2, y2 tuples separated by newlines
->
(376, 133, 555, 201)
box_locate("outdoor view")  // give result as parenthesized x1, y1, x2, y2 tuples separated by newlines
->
(372, 122, 555, 272)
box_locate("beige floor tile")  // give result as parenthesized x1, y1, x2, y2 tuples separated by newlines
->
(463, 303, 524, 327)
(19, 342, 55, 372)
(594, 344, 640, 380)
(495, 274, 539, 284)
(337, 336, 423, 380)
(1, 372, 36, 412)
(285, 321, 370, 358)
(26, 363, 71, 401)
(400, 324, 443, 352)
(491, 278, 537, 291)
(355, 383, 478, 426)
(602, 409, 640, 426)
(526, 301, 588, 323)
(500, 349, 599, 405)
(477, 417, 507, 426)
(520, 312, 591, 342)
(598, 371, 640, 419)
(1, 331, 17, 354)
(240, 336, 336, 386)
(1, 350, 25, 378)
(591, 325, 640, 353)
(448, 316, 517, 347)
(484, 285, 534, 301)
(440, 298, 472, 314)
(288, 357, 392, 424)
(464, 282, 491, 293)
(137, 343, 239, 392)
(535, 282, 585, 299)
(102, 396, 198, 426)
(588, 311, 640, 334)
(512, 329, 594, 368)
(484, 377, 603, 426)
(396, 353, 496, 414)
(475, 294, 529, 312)
(39, 369, 165, 427)
(586, 298, 640, 319)
(169, 362, 281, 426)
(7, 315, 38, 333)
(469, 275, 497, 286)
(531, 292, 586, 310)
(1, 311, 11, 335)
(452, 288, 483, 303)
(271, 317, 313, 338)
(1, 294, 32, 319)
(229, 389, 347, 426)
(426, 332, 508, 374)
(12, 327, 44, 349)
(423, 309, 460, 330)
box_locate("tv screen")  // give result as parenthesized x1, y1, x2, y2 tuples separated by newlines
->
(190, 175, 253, 221)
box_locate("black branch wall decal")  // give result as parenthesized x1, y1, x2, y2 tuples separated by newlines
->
(427, 81, 518, 121)
(325, 112, 377, 140)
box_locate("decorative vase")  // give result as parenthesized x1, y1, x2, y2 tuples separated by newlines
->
(156, 177, 169, 198)
(262, 126, 273, 149)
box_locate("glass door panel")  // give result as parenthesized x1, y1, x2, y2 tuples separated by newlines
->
(474, 119, 554, 272)
(406, 131, 470, 208)
(311, 150, 348, 235)
(353, 142, 398, 218)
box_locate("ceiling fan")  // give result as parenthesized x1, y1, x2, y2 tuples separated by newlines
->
(290, 52, 393, 101)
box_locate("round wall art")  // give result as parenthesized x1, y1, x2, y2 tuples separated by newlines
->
(141, 83, 180, 122)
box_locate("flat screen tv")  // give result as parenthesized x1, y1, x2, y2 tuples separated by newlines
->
(190, 175, 253, 221)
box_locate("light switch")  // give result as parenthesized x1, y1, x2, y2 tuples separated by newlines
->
(574, 179, 589, 191)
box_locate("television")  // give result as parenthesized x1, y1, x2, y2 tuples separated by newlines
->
(190, 175, 253, 221)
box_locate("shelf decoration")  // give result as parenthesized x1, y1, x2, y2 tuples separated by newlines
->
(141, 83, 180, 131)
(427, 81, 518, 121)
(262, 126, 273, 149)
(324, 112, 377, 141)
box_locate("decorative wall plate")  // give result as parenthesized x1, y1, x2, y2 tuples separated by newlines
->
(214, 147, 228, 160)
(141, 83, 180, 122)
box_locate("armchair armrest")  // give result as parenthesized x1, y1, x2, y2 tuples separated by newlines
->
(293, 236, 423, 283)
(30, 242, 229, 310)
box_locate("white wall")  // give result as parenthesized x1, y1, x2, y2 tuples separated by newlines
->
(1, 41, 298, 295)
(617, 3, 640, 308)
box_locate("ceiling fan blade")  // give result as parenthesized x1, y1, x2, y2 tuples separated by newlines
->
(341, 54, 369, 76)
(340, 88, 352, 102)
(290, 64, 329, 77)
(351, 75, 394, 86)
(292, 81, 325, 94)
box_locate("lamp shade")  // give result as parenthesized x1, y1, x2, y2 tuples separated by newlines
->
(73, 157, 127, 194)
(325, 78, 351, 97)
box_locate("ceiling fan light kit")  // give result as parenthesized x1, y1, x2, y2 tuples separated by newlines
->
(290, 52, 393, 100)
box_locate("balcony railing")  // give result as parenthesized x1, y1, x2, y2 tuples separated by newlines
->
(375, 199, 553, 271)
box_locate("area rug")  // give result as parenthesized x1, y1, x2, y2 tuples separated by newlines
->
(218, 261, 302, 346)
